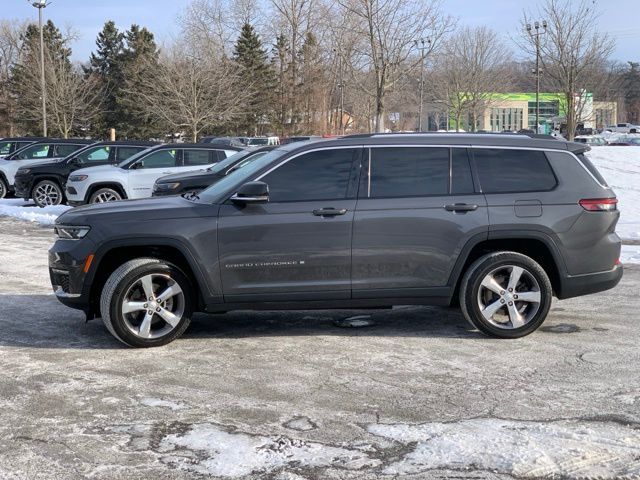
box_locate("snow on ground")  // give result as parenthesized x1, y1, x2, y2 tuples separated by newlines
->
(621, 244, 640, 264)
(0, 198, 70, 225)
(368, 418, 640, 478)
(586, 147, 640, 241)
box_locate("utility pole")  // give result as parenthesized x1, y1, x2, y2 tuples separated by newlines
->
(415, 38, 431, 132)
(333, 48, 346, 135)
(29, 0, 50, 137)
(527, 21, 547, 134)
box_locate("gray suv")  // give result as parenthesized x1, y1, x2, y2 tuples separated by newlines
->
(49, 134, 623, 347)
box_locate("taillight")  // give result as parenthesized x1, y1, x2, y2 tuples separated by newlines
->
(579, 198, 618, 211)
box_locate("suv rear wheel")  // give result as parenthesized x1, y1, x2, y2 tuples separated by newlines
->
(33, 180, 63, 207)
(0, 177, 7, 199)
(90, 187, 122, 203)
(100, 258, 193, 347)
(459, 252, 552, 338)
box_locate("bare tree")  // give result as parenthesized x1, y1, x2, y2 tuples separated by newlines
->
(127, 45, 250, 142)
(433, 26, 514, 131)
(520, 0, 615, 140)
(334, 0, 452, 132)
(0, 20, 27, 136)
(179, 0, 234, 57)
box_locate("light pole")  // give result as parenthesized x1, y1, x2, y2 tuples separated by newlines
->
(29, 0, 49, 137)
(527, 21, 547, 134)
(415, 38, 431, 132)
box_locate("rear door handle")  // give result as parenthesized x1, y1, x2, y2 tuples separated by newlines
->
(444, 203, 478, 212)
(313, 208, 348, 216)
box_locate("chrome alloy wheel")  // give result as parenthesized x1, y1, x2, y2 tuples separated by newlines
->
(93, 191, 120, 203)
(34, 182, 62, 206)
(477, 265, 542, 329)
(121, 273, 185, 339)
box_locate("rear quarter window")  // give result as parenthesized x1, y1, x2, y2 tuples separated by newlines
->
(576, 153, 608, 187)
(473, 148, 557, 193)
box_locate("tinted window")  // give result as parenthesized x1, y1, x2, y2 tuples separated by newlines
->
(183, 149, 214, 166)
(0, 141, 13, 155)
(77, 146, 110, 163)
(474, 149, 557, 193)
(54, 144, 83, 157)
(262, 148, 357, 202)
(116, 146, 145, 162)
(451, 149, 475, 194)
(136, 149, 177, 169)
(577, 153, 608, 186)
(365, 147, 449, 198)
(16, 144, 49, 159)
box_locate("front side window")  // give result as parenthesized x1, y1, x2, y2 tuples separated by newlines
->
(15, 144, 49, 160)
(54, 144, 83, 157)
(363, 147, 449, 198)
(183, 149, 215, 166)
(77, 146, 110, 163)
(261, 148, 358, 202)
(0, 141, 14, 155)
(135, 149, 177, 169)
(474, 149, 557, 193)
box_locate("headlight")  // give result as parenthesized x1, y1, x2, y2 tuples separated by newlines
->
(68, 174, 88, 182)
(154, 182, 181, 191)
(54, 225, 91, 240)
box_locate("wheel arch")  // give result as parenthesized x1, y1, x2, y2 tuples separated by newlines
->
(85, 182, 128, 203)
(30, 175, 66, 195)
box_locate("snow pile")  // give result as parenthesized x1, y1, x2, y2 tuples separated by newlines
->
(368, 418, 640, 479)
(586, 147, 640, 241)
(0, 199, 70, 225)
(159, 423, 379, 477)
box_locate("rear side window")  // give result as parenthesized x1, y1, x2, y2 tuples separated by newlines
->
(184, 149, 215, 166)
(473, 149, 557, 193)
(116, 147, 145, 162)
(364, 147, 449, 198)
(451, 149, 475, 194)
(576, 153, 608, 186)
(54, 144, 83, 157)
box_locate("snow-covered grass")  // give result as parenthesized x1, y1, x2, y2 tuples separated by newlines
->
(586, 147, 640, 241)
(0, 198, 70, 225)
(369, 418, 640, 478)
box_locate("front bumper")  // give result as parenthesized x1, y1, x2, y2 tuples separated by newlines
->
(65, 182, 89, 204)
(49, 238, 96, 313)
(558, 264, 623, 299)
(13, 174, 34, 199)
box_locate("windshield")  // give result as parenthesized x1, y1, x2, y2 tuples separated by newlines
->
(117, 146, 157, 168)
(198, 148, 289, 203)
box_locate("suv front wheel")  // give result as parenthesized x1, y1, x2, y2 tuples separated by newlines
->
(100, 258, 193, 347)
(459, 252, 552, 338)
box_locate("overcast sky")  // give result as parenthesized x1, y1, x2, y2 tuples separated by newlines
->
(6, 0, 640, 64)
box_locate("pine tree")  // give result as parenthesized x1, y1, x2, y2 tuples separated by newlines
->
(86, 21, 125, 136)
(272, 33, 290, 136)
(233, 23, 276, 135)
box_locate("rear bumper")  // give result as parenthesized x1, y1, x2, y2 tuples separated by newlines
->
(558, 264, 623, 299)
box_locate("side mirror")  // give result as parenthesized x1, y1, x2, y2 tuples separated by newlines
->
(231, 181, 269, 204)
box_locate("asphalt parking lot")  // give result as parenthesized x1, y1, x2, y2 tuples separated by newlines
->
(0, 216, 639, 479)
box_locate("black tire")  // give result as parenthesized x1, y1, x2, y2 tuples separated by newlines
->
(100, 258, 193, 348)
(0, 177, 7, 199)
(459, 251, 552, 339)
(32, 179, 64, 207)
(89, 187, 122, 204)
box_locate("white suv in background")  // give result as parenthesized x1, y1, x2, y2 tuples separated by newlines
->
(65, 144, 242, 205)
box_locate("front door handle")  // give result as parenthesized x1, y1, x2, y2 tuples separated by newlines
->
(313, 208, 348, 216)
(444, 203, 478, 212)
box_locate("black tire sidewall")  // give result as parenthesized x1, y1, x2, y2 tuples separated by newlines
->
(90, 188, 121, 203)
(462, 253, 552, 338)
(0, 178, 6, 199)
(108, 262, 193, 348)
(33, 180, 63, 207)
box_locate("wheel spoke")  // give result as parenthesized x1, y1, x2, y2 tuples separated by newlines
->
(481, 275, 503, 295)
(122, 301, 147, 314)
(517, 290, 541, 303)
(507, 266, 524, 292)
(156, 283, 182, 303)
(481, 299, 504, 321)
(139, 275, 155, 300)
(507, 302, 525, 328)
(138, 311, 154, 338)
(156, 307, 180, 327)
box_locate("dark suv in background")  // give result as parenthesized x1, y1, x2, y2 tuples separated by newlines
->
(14, 140, 158, 207)
(0, 137, 46, 158)
(49, 134, 622, 347)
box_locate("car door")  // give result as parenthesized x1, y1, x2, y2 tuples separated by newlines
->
(217, 147, 362, 302)
(127, 148, 180, 198)
(352, 146, 488, 298)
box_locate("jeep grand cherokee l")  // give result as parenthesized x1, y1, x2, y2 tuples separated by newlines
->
(49, 134, 623, 347)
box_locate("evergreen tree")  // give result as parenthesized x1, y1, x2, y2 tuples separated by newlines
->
(271, 33, 290, 136)
(86, 21, 125, 136)
(232, 23, 275, 135)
